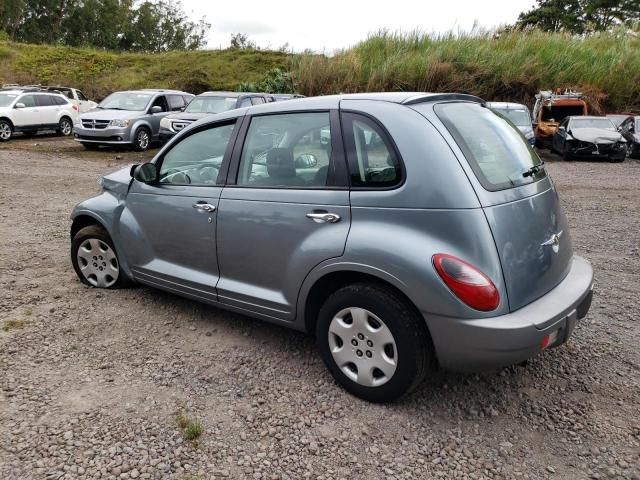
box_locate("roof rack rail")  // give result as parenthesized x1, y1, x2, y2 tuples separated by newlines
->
(402, 93, 485, 105)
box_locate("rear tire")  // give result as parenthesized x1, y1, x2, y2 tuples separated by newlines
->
(0, 120, 13, 142)
(57, 117, 73, 136)
(316, 283, 433, 403)
(71, 225, 131, 289)
(133, 127, 151, 151)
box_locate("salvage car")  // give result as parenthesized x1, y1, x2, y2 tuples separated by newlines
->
(44, 86, 97, 114)
(159, 91, 276, 142)
(487, 101, 535, 145)
(73, 89, 194, 151)
(551, 116, 627, 162)
(532, 90, 588, 147)
(617, 115, 640, 159)
(70, 93, 594, 402)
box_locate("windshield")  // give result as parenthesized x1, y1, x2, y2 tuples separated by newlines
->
(541, 105, 584, 123)
(0, 94, 17, 107)
(99, 92, 152, 111)
(185, 96, 238, 114)
(571, 118, 616, 130)
(492, 108, 530, 127)
(436, 102, 545, 191)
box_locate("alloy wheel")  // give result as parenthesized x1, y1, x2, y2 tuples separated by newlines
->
(76, 238, 119, 288)
(0, 122, 11, 141)
(60, 119, 72, 136)
(137, 130, 150, 150)
(328, 307, 398, 387)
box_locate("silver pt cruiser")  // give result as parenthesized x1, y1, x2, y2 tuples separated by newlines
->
(70, 93, 594, 402)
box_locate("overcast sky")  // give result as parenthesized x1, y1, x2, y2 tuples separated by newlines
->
(181, 0, 537, 52)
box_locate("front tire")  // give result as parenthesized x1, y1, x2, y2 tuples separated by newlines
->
(71, 225, 130, 289)
(133, 127, 151, 151)
(57, 117, 73, 136)
(0, 120, 13, 142)
(316, 283, 433, 403)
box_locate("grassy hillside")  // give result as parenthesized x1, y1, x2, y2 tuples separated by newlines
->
(0, 42, 290, 100)
(293, 29, 640, 113)
(1, 28, 639, 112)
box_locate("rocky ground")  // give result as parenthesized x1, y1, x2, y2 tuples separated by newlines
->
(0, 134, 638, 480)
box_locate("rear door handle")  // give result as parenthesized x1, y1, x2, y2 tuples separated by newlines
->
(306, 212, 341, 223)
(193, 202, 216, 212)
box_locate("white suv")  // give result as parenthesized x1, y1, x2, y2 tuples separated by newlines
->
(0, 89, 77, 141)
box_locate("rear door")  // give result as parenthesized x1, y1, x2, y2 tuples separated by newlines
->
(36, 94, 61, 126)
(120, 119, 240, 301)
(430, 101, 573, 311)
(216, 110, 350, 321)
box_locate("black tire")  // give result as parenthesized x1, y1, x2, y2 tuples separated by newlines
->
(0, 119, 13, 142)
(316, 283, 434, 403)
(57, 116, 73, 136)
(133, 126, 151, 151)
(81, 143, 100, 151)
(71, 225, 131, 289)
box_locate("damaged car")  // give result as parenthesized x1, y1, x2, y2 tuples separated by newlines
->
(551, 116, 626, 162)
(617, 115, 640, 159)
(532, 90, 588, 147)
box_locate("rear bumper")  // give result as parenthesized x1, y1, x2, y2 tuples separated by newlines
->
(427, 255, 594, 372)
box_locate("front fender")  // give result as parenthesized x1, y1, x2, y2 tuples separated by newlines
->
(71, 193, 133, 278)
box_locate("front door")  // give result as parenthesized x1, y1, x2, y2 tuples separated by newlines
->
(12, 94, 40, 127)
(120, 120, 239, 302)
(216, 111, 350, 321)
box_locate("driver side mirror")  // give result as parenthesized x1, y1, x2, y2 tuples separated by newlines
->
(14, 102, 25, 109)
(150, 105, 163, 114)
(132, 162, 158, 183)
(295, 154, 318, 169)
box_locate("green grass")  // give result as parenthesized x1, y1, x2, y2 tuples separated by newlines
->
(176, 414, 203, 442)
(0, 42, 290, 100)
(2, 319, 29, 331)
(292, 28, 640, 113)
(2, 27, 639, 112)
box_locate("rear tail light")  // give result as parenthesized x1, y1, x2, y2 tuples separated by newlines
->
(432, 253, 499, 311)
(72, 105, 78, 111)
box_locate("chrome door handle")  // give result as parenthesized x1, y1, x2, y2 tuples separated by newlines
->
(192, 202, 216, 212)
(306, 212, 341, 224)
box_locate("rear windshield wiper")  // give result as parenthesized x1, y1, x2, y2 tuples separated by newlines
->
(523, 162, 545, 178)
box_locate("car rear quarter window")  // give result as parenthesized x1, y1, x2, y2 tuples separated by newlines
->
(168, 95, 186, 111)
(53, 95, 69, 105)
(435, 102, 545, 191)
(341, 113, 402, 188)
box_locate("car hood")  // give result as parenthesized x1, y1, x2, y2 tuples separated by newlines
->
(80, 109, 141, 121)
(570, 128, 624, 144)
(100, 165, 134, 195)
(165, 112, 208, 122)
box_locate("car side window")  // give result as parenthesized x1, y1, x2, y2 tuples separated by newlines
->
(341, 113, 401, 188)
(158, 122, 236, 186)
(150, 95, 168, 112)
(18, 95, 36, 108)
(77, 91, 88, 101)
(238, 98, 252, 108)
(35, 95, 53, 107)
(236, 112, 332, 188)
(53, 96, 68, 106)
(251, 97, 265, 106)
(168, 95, 185, 111)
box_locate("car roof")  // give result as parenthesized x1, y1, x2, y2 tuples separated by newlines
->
(198, 91, 271, 98)
(486, 101, 529, 110)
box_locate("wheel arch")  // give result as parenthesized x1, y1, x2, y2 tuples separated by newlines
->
(70, 213, 108, 240)
(299, 265, 427, 337)
(0, 116, 14, 129)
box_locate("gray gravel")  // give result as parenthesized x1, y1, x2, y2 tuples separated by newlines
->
(0, 136, 639, 479)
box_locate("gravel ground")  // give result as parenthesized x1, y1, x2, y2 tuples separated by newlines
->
(0, 135, 639, 480)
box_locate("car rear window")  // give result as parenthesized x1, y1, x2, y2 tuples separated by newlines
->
(435, 102, 545, 191)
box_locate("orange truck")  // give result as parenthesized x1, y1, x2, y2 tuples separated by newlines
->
(532, 90, 588, 146)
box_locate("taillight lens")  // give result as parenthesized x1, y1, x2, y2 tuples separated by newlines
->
(432, 253, 499, 311)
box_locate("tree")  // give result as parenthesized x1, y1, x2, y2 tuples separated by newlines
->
(0, 0, 210, 52)
(516, 0, 640, 33)
(230, 32, 257, 49)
